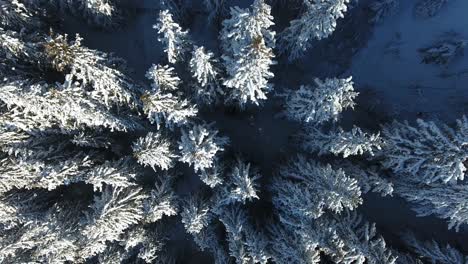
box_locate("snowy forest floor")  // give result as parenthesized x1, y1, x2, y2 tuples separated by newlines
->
(61, 0, 468, 261)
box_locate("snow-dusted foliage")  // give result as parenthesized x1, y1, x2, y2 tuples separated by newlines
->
(216, 158, 262, 206)
(219, 206, 271, 264)
(402, 233, 468, 263)
(145, 64, 181, 92)
(141, 91, 198, 129)
(282, 77, 358, 124)
(85, 158, 139, 191)
(81, 186, 146, 258)
(279, 0, 350, 61)
(0, 0, 42, 31)
(178, 123, 229, 172)
(0, 77, 141, 132)
(132, 132, 177, 171)
(2, 1, 467, 263)
(338, 161, 394, 197)
(0, 153, 95, 193)
(272, 156, 362, 222)
(220, 0, 276, 108)
(154, 9, 190, 64)
(414, 0, 448, 18)
(142, 174, 178, 223)
(303, 126, 383, 157)
(198, 158, 224, 188)
(44, 34, 141, 108)
(267, 223, 322, 264)
(270, 207, 396, 264)
(181, 195, 212, 235)
(189, 46, 224, 106)
(418, 34, 467, 65)
(370, 0, 400, 23)
(381, 117, 468, 184)
(394, 179, 468, 232)
(51, 0, 122, 28)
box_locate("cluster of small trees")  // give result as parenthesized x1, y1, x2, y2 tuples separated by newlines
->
(0, 0, 466, 263)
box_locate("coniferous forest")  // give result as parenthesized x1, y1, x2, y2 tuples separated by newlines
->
(0, 0, 467, 263)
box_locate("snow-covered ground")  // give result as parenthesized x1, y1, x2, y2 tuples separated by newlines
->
(349, 0, 468, 122)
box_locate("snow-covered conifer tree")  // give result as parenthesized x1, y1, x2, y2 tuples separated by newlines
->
(0, 76, 142, 132)
(189, 46, 224, 106)
(302, 126, 383, 158)
(141, 91, 198, 129)
(50, 0, 122, 28)
(402, 232, 468, 263)
(272, 156, 362, 222)
(85, 158, 140, 191)
(0, 0, 43, 31)
(218, 205, 271, 264)
(132, 132, 177, 171)
(216, 158, 261, 207)
(198, 158, 224, 188)
(81, 186, 146, 258)
(180, 195, 212, 235)
(142, 174, 178, 223)
(279, 0, 350, 61)
(267, 223, 321, 264)
(178, 123, 228, 172)
(381, 116, 467, 184)
(282, 77, 358, 124)
(338, 161, 394, 197)
(394, 179, 468, 231)
(44, 34, 141, 108)
(145, 64, 181, 92)
(220, 0, 276, 108)
(154, 9, 190, 64)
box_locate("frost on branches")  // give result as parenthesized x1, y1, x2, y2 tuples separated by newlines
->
(216, 158, 261, 206)
(145, 64, 181, 92)
(279, 0, 350, 61)
(50, 0, 122, 28)
(178, 123, 228, 173)
(81, 186, 146, 258)
(142, 174, 178, 223)
(302, 126, 383, 158)
(272, 156, 362, 222)
(132, 132, 177, 171)
(220, 0, 276, 108)
(218, 205, 271, 264)
(189, 46, 224, 106)
(0, 0, 43, 31)
(180, 195, 212, 235)
(198, 158, 224, 188)
(282, 77, 358, 124)
(141, 90, 198, 129)
(402, 233, 468, 263)
(394, 179, 468, 232)
(44, 34, 142, 109)
(0, 77, 142, 132)
(381, 116, 468, 184)
(154, 9, 190, 64)
(142, 63, 197, 129)
(338, 161, 394, 197)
